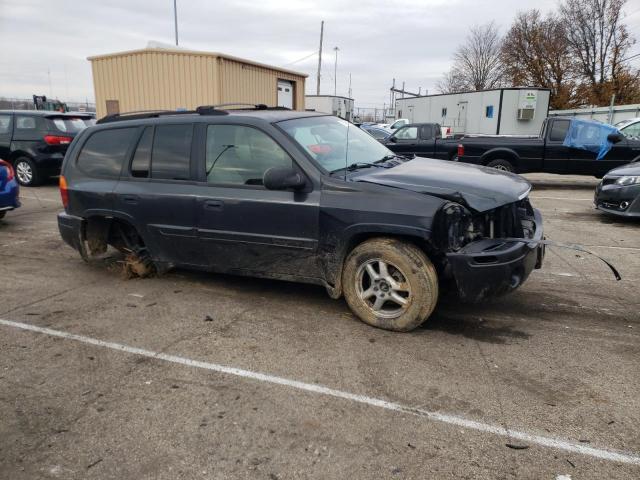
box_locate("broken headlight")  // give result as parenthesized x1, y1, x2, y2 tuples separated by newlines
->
(437, 202, 483, 251)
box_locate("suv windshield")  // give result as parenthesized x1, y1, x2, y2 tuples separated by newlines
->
(278, 116, 393, 172)
(48, 117, 90, 134)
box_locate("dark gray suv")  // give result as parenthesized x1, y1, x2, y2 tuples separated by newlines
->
(57, 106, 544, 332)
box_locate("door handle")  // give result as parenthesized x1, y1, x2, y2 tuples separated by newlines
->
(123, 195, 139, 205)
(204, 199, 224, 211)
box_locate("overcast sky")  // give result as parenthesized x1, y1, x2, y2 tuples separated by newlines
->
(1, 0, 639, 109)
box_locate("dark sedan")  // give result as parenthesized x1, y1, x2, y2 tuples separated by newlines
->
(595, 162, 640, 218)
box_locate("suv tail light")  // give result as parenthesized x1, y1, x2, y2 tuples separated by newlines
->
(44, 135, 73, 145)
(59, 175, 69, 209)
(0, 159, 14, 182)
(457, 144, 465, 158)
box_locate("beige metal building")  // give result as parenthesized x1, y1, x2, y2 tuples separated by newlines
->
(88, 47, 307, 118)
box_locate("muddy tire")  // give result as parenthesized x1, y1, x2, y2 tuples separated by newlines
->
(342, 238, 439, 332)
(485, 158, 515, 173)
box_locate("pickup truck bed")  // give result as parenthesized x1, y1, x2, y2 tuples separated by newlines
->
(457, 117, 640, 177)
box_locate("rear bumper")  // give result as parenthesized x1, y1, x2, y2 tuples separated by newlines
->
(57, 212, 86, 256)
(0, 179, 20, 211)
(446, 208, 544, 302)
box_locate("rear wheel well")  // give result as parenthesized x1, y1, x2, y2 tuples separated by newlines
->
(482, 152, 518, 169)
(84, 216, 155, 277)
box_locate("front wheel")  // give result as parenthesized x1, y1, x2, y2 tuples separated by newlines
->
(14, 157, 42, 186)
(342, 238, 439, 332)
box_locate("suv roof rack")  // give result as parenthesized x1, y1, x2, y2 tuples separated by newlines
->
(97, 103, 289, 124)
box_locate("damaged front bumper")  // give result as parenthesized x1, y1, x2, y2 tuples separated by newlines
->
(446, 208, 544, 302)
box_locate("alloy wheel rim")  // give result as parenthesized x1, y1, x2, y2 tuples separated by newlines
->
(494, 164, 510, 172)
(356, 259, 412, 319)
(16, 161, 33, 184)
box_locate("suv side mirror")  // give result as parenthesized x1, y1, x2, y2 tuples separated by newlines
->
(388, 136, 398, 143)
(607, 132, 624, 144)
(263, 166, 306, 191)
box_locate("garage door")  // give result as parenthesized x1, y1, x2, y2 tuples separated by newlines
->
(277, 80, 293, 109)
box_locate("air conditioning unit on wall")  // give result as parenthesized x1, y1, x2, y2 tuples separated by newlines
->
(518, 108, 535, 120)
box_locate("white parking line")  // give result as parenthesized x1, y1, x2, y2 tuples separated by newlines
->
(1, 319, 639, 465)
(19, 196, 61, 204)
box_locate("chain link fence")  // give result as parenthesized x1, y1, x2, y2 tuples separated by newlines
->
(0, 97, 96, 113)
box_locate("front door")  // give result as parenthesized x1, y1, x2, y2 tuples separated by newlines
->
(195, 123, 320, 279)
(388, 125, 420, 157)
(543, 118, 570, 173)
(456, 101, 468, 135)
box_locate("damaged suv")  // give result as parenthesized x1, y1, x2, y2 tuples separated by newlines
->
(58, 106, 544, 331)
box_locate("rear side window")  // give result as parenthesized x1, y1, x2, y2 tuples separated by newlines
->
(16, 116, 38, 130)
(77, 128, 137, 178)
(549, 120, 570, 142)
(151, 124, 193, 180)
(131, 126, 153, 178)
(0, 115, 11, 134)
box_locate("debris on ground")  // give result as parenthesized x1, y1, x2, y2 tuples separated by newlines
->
(505, 443, 530, 450)
(204, 315, 214, 322)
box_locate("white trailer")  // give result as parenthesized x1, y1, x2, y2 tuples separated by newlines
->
(395, 87, 550, 136)
(305, 95, 354, 121)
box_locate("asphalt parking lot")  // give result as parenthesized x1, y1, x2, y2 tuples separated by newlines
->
(1, 174, 639, 479)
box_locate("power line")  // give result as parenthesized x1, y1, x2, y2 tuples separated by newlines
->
(284, 51, 317, 66)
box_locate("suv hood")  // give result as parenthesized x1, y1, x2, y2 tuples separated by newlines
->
(605, 161, 640, 177)
(354, 157, 531, 212)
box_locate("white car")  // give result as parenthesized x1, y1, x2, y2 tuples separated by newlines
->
(375, 118, 409, 130)
(615, 118, 640, 139)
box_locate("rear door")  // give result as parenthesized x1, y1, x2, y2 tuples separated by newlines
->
(112, 123, 202, 266)
(543, 118, 570, 173)
(193, 123, 320, 278)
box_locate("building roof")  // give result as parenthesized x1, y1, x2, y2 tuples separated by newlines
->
(87, 47, 308, 78)
(395, 86, 551, 101)
(305, 95, 354, 101)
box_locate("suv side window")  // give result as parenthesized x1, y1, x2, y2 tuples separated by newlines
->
(15, 116, 37, 130)
(151, 124, 193, 180)
(205, 125, 292, 186)
(77, 127, 137, 178)
(548, 120, 570, 142)
(0, 114, 12, 134)
(131, 126, 153, 178)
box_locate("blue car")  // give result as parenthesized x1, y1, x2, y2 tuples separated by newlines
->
(0, 159, 20, 219)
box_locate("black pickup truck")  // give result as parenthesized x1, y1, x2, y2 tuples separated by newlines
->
(456, 116, 640, 177)
(382, 123, 459, 160)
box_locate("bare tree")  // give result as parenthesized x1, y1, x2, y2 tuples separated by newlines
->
(560, 0, 637, 105)
(438, 22, 505, 92)
(435, 68, 467, 94)
(501, 10, 578, 109)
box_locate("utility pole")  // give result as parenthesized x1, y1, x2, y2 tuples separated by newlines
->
(333, 46, 339, 96)
(173, 0, 179, 46)
(348, 73, 352, 99)
(316, 21, 324, 95)
(47, 67, 52, 98)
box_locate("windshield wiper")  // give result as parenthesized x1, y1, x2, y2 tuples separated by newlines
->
(329, 162, 391, 174)
(378, 153, 410, 162)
